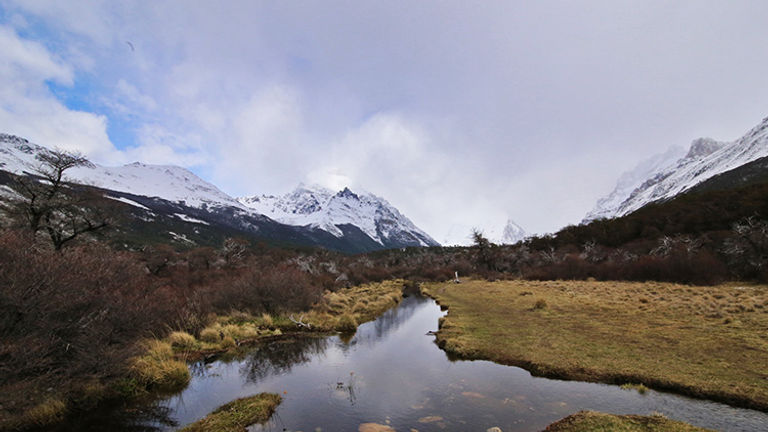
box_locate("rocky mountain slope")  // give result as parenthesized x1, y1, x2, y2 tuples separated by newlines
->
(238, 184, 439, 249)
(0, 134, 438, 253)
(585, 116, 768, 222)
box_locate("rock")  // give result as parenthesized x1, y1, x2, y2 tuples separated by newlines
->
(487, 428, 503, 432)
(417, 416, 443, 423)
(358, 423, 395, 432)
(461, 391, 486, 399)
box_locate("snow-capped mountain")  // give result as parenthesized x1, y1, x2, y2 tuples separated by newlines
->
(584, 145, 686, 222)
(0, 133, 242, 209)
(238, 184, 440, 248)
(499, 219, 526, 244)
(440, 219, 526, 246)
(0, 133, 439, 252)
(584, 116, 768, 222)
(483, 219, 527, 245)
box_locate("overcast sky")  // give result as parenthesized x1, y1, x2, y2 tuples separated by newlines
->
(2, 1, 768, 244)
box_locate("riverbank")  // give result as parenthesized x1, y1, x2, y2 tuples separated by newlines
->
(544, 411, 712, 431)
(178, 393, 281, 432)
(421, 279, 768, 411)
(157, 279, 406, 361)
(3, 280, 405, 431)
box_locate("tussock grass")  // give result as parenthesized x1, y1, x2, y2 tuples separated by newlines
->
(21, 398, 67, 427)
(336, 314, 359, 333)
(544, 410, 712, 431)
(288, 280, 404, 332)
(179, 393, 281, 432)
(130, 340, 190, 392)
(199, 327, 222, 343)
(168, 331, 199, 350)
(621, 383, 649, 394)
(149, 281, 405, 365)
(423, 279, 768, 410)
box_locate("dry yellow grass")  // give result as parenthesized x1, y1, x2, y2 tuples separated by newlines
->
(168, 331, 199, 350)
(422, 279, 768, 410)
(179, 393, 281, 432)
(295, 280, 405, 331)
(130, 340, 190, 392)
(544, 411, 712, 431)
(159, 281, 404, 361)
(21, 398, 67, 427)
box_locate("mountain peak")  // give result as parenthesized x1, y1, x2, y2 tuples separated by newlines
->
(685, 137, 726, 160)
(0, 133, 242, 209)
(335, 187, 359, 200)
(501, 219, 526, 244)
(238, 184, 439, 248)
(584, 115, 768, 223)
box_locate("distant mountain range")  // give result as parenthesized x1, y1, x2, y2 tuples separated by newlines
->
(0, 133, 438, 253)
(585, 116, 768, 223)
(440, 218, 527, 246)
(238, 184, 438, 249)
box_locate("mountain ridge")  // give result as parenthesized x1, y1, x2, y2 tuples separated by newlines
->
(0, 133, 438, 252)
(238, 183, 440, 248)
(584, 116, 768, 222)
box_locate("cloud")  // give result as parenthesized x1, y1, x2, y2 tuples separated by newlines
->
(3, 1, 768, 243)
(0, 25, 113, 158)
(0, 25, 72, 85)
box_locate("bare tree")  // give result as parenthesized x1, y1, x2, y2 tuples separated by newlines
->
(723, 217, 768, 276)
(10, 149, 110, 250)
(221, 237, 249, 266)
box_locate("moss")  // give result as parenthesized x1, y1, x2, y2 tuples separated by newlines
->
(179, 393, 281, 432)
(544, 410, 712, 431)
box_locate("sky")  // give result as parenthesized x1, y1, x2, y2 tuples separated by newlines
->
(1, 1, 768, 245)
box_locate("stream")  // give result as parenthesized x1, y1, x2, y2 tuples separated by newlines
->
(59, 294, 768, 431)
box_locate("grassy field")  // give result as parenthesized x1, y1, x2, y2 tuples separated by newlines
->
(421, 279, 768, 411)
(179, 393, 281, 432)
(544, 411, 712, 431)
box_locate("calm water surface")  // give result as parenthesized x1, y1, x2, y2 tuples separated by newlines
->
(63, 294, 768, 431)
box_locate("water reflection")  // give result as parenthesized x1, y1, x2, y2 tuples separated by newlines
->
(41, 402, 175, 432)
(241, 337, 329, 383)
(46, 294, 768, 432)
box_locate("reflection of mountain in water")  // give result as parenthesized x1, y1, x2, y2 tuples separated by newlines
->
(241, 337, 329, 384)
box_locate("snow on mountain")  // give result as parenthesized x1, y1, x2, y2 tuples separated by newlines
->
(238, 184, 439, 247)
(0, 133, 244, 209)
(440, 219, 526, 246)
(499, 219, 527, 244)
(584, 116, 768, 222)
(584, 145, 686, 222)
(483, 219, 527, 245)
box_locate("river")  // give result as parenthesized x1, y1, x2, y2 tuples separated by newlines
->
(58, 294, 768, 431)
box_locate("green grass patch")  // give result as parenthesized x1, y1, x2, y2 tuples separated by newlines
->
(179, 393, 281, 432)
(422, 279, 768, 410)
(544, 410, 712, 431)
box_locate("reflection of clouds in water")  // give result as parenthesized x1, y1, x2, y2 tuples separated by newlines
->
(240, 337, 329, 384)
(351, 295, 429, 346)
(53, 296, 768, 432)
